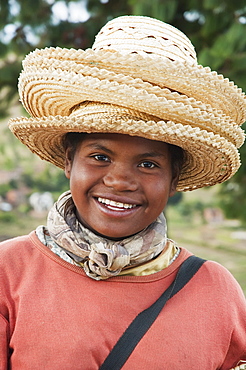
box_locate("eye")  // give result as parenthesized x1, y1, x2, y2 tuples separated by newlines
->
(139, 161, 157, 169)
(92, 154, 110, 162)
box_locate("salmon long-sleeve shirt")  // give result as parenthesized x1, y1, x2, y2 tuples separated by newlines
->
(0, 231, 246, 369)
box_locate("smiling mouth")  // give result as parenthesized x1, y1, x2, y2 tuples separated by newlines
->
(97, 197, 137, 211)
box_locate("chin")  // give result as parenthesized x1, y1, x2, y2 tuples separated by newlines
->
(95, 228, 143, 241)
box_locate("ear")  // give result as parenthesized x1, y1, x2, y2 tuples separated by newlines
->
(64, 149, 72, 179)
(169, 172, 179, 198)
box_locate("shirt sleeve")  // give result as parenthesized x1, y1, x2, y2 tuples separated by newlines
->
(0, 314, 9, 369)
(221, 278, 246, 369)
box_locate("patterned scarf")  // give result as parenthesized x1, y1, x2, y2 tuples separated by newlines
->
(47, 191, 168, 280)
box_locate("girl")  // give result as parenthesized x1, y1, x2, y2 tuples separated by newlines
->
(1, 15, 246, 369)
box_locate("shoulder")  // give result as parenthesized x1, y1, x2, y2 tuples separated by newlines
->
(180, 248, 243, 290)
(179, 248, 245, 304)
(0, 233, 35, 255)
(201, 259, 242, 288)
(196, 259, 246, 310)
(0, 232, 41, 273)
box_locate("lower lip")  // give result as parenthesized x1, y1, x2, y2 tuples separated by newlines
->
(95, 198, 140, 217)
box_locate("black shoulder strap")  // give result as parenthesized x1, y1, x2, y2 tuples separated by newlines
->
(99, 255, 206, 370)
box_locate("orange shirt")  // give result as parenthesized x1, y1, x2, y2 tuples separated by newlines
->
(0, 231, 246, 369)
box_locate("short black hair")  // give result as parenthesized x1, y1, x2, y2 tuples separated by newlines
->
(168, 142, 185, 178)
(63, 132, 86, 160)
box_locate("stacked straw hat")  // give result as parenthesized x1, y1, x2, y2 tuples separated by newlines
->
(9, 15, 246, 191)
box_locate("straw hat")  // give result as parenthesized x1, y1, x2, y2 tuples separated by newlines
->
(9, 15, 246, 191)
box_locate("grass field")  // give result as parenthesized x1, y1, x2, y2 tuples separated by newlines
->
(167, 206, 246, 295)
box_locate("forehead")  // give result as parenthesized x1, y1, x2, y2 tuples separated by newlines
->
(79, 133, 169, 155)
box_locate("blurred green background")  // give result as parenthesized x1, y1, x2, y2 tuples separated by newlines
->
(0, 0, 245, 293)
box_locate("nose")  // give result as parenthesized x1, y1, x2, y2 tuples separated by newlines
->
(103, 164, 138, 192)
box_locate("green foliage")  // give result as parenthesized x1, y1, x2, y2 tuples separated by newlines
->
(0, 61, 21, 118)
(176, 199, 207, 220)
(0, 183, 12, 197)
(129, 0, 178, 22)
(0, 41, 8, 57)
(219, 182, 246, 225)
(0, 211, 17, 223)
(0, 0, 11, 25)
(199, 22, 246, 70)
(167, 192, 183, 206)
(21, 165, 69, 199)
(219, 124, 246, 225)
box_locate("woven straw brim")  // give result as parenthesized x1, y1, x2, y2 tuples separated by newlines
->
(18, 66, 245, 149)
(9, 113, 241, 192)
(21, 47, 246, 125)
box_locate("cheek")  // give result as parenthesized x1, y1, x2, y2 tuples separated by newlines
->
(69, 165, 102, 198)
(147, 177, 173, 208)
(69, 168, 87, 191)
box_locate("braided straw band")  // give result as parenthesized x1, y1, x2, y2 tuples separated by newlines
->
(8, 102, 241, 192)
(21, 48, 246, 126)
(18, 66, 245, 148)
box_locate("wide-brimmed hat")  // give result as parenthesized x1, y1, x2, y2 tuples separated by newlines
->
(9, 15, 246, 191)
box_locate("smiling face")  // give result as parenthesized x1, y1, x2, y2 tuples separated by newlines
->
(65, 133, 179, 239)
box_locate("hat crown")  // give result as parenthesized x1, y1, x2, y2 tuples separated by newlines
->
(92, 15, 197, 65)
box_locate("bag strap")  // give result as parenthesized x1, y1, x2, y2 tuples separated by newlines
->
(99, 255, 206, 370)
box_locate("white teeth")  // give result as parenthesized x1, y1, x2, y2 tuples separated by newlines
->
(97, 197, 136, 209)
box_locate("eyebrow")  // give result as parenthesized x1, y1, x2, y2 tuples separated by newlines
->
(83, 143, 167, 159)
(138, 151, 167, 158)
(84, 143, 114, 154)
